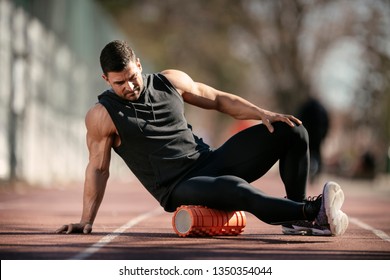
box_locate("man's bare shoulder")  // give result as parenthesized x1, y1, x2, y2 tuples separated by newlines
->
(160, 69, 195, 95)
(86, 103, 107, 119)
(85, 103, 116, 136)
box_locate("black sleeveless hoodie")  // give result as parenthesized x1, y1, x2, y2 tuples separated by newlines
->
(98, 73, 211, 211)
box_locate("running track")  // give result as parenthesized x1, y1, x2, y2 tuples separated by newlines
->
(1, 172, 389, 260)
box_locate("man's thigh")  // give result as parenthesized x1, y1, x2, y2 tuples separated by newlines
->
(201, 123, 292, 182)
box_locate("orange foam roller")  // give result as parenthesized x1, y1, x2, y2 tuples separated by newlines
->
(172, 205, 246, 237)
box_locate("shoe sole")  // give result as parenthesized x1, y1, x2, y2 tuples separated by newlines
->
(282, 228, 332, 236)
(282, 227, 308, 235)
(323, 181, 349, 236)
(282, 225, 332, 236)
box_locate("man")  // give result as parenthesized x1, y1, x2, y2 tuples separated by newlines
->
(56, 40, 348, 236)
(297, 97, 329, 183)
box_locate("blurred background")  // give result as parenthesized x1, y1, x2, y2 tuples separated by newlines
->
(1, 0, 389, 188)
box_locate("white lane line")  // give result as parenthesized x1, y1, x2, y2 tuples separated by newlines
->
(69, 207, 165, 260)
(349, 217, 390, 242)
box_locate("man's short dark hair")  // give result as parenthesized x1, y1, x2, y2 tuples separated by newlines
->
(100, 40, 137, 75)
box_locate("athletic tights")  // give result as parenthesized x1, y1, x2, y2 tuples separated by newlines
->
(168, 122, 310, 225)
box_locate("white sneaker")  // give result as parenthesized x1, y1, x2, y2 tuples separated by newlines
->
(315, 181, 349, 236)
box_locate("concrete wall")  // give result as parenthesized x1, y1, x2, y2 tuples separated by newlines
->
(0, 0, 134, 186)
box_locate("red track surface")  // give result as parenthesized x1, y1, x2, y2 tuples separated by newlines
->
(1, 172, 389, 260)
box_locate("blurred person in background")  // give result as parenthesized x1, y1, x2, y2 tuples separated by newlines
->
(297, 97, 329, 183)
(56, 40, 348, 237)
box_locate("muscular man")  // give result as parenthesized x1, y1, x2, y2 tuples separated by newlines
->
(56, 40, 348, 236)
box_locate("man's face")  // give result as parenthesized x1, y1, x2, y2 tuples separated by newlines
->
(102, 59, 143, 101)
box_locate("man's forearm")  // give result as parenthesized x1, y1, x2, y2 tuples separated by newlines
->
(80, 165, 109, 224)
(208, 89, 263, 121)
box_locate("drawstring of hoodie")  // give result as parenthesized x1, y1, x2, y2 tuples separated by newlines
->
(128, 93, 156, 133)
(130, 103, 143, 132)
(147, 93, 157, 122)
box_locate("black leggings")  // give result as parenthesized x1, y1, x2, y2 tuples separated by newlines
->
(168, 122, 310, 224)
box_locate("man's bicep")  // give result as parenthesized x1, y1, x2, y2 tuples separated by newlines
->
(87, 134, 112, 172)
(85, 106, 113, 172)
(181, 88, 216, 110)
(162, 69, 220, 110)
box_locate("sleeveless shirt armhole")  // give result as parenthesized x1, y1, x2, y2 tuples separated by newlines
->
(157, 73, 184, 103)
